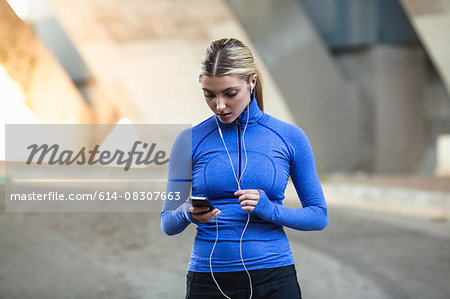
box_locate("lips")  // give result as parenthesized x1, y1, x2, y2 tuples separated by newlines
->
(218, 113, 232, 117)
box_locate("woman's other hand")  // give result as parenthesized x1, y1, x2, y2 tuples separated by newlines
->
(235, 189, 261, 212)
(189, 207, 221, 223)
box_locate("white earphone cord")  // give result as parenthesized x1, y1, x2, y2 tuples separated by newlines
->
(212, 95, 252, 299)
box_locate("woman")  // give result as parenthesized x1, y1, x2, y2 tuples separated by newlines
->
(160, 38, 328, 299)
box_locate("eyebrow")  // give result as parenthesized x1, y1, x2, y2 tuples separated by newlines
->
(202, 86, 239, 93)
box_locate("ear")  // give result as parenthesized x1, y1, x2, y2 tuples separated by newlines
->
(251, 74, 258, 87)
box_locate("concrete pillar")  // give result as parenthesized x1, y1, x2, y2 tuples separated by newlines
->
(436, 134, 450, 177)
(399, 0, 450, 95)
(225, 0, 365, 173)
(0, 0, 92, 124)
(372, 45, 426, 173)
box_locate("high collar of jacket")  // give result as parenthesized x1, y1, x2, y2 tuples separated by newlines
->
(214, 92, 264, 128)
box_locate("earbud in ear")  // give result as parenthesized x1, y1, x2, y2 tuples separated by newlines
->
(250, 82, 254, 92)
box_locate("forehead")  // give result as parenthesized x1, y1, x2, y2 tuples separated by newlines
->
(200, 75, 244, 90)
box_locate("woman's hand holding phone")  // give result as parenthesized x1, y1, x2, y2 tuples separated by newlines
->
(189, 206, 221, 222)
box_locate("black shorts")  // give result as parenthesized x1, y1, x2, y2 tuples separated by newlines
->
(185, 264, 302, 299)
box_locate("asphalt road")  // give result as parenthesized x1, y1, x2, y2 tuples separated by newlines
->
(0, 189, 449, 298)
(286, 205, 450, 299)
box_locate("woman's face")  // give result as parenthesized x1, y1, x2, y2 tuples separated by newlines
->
(200, 75, 252, 124)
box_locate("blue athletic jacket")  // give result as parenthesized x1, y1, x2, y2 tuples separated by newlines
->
(160, 93, 328, 272)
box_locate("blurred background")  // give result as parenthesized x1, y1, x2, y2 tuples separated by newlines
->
(0, 0, 449, 298)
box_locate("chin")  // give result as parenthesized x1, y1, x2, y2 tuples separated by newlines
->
(219, 116, 236, 124)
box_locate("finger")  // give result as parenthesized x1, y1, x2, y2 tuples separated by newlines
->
(195, 208, 217, 217)
(189, 206, 207, 213)
(192, 206, 211, 214)
(239, 193, 260, 200)
(234, 189, 253, 196)
(241, 205, 255, 212)
(193, 207, 209, 214)
(198, 209, 221, 222)
(210, 208, 219, 215)
(238, 194, 260, 202)
(234, 189, 260, 196)
(248, 189, 260, 194)
(211, 209, 221, 219)
(240, 199, 258, 207)
(194, 211, 210, 222)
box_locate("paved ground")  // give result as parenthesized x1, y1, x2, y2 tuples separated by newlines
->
(325, 173, 450, 192)
(1, 183, 450, 298)
(320, 174, 450, 220)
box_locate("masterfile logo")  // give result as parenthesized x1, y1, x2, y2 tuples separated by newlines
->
(26, 141, 169, 171)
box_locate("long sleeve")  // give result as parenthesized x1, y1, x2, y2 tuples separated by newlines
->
(252, 126, 328, 231)
(160, 128, 200, 236)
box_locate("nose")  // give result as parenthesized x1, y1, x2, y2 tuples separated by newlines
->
(216, 96, 226, 112)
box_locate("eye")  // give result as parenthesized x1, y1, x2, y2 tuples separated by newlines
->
(204, 92, 215, 98)
(227, 92, 238, 98)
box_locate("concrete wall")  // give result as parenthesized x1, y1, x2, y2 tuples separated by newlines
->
(46, 0, 296, 127)
(10, 0, 443, 175)
(400, 0, 450, 95)
(225, 0, 365, 173)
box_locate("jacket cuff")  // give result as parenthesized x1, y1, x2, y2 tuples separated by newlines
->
(180, 201, 200, 225)
(252, 189, 275, 221)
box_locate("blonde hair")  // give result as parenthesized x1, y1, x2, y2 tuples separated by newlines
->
(199, 38, 264, 111)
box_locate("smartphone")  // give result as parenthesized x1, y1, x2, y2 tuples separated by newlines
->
(189, 196, 215, 212)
